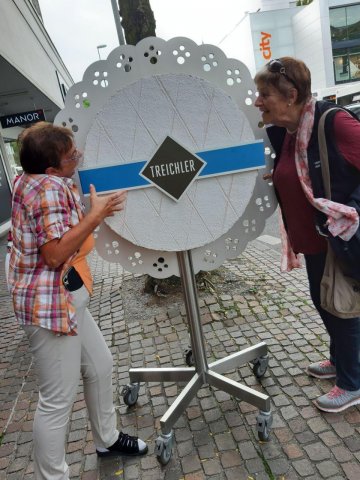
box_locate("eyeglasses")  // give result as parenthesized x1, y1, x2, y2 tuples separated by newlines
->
(63, 148, 84, 165)
(267, 59, 299, 91)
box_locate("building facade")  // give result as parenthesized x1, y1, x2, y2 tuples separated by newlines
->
(0, 0, 73, 235)
(330, 2, 360, 86)
(221, 0, 360, 105)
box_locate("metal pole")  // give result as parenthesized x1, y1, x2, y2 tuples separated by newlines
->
(176, 251, 208, 377)
(110, 0, 125, 45)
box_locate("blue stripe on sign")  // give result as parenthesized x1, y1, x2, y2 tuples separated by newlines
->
(79, 161, 148, 194)
(79, 140, 264, 194)
(198, 141, 264, 177)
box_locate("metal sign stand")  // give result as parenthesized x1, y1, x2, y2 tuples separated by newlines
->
(122, 250, 272, 465)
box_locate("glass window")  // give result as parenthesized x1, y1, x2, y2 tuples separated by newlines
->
(333, 48, 350, 83)
(349, 46, 360, 81)
(330, 7, 347, 41)
(333, 46, 360, 84)
(347, 4, 360, 40)
(331, 5, 360, 84)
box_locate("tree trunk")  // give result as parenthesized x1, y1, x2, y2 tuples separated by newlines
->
(118, 0, 156, 45)
(117, 1, 206, 296)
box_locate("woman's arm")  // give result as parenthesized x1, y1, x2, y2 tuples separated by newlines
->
(40, 185, 126, 268)
(334, 111, 360, 171)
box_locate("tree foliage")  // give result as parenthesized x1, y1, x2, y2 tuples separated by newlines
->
(296, 0, 313, 6)
(118, 0, 156, 45)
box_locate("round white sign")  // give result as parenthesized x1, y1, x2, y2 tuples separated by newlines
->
(83, 73, 260, 251)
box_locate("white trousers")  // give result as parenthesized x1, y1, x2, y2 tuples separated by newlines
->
(5, 252, 10, 290)
(23, 285, 119, 480)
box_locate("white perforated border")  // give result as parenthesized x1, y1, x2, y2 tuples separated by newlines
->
(55, 37, 277, 278)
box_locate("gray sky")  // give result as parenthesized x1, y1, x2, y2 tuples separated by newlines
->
(39, 0, 258, 82)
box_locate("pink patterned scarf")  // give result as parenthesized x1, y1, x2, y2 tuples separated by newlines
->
(280, 96, 359, 272)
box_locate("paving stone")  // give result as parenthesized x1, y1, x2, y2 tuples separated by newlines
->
(332, 421, 355, 438)
(268, 457, 290, 475)
(282, 443, 303, 459)
(219, 450, 242, 468)
(238, 440, 258, 460)
(6, 457, 27, 474)
(341, 461, 360, 480)
(295, 431, 317, 444)
(225, 465, 252, 480)
(292, 458, 316, 476)
(316, 460, 340, 477)
(245, 457, 267, 474)
(307, 416, 329, 434)
(181, 455, 202, 474)
(214, 432, 236, 451)
(177, 440, 193, 457)
(344, 434, 360, 452)
(332, 445, 354, 462)
(184, 472, 206, 480)
(203, 458, 222, 476)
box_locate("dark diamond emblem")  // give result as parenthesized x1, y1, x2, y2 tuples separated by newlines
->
(140, 136, 206, 201)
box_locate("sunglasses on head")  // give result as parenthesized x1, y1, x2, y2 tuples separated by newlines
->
(267, 59, 299, 91)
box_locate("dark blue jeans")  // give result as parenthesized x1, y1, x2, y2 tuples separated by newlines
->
(304, 252, 360, 391)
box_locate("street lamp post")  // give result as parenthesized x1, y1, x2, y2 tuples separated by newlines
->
(97, 44, 107, 60)
(110, 0, 125, 45)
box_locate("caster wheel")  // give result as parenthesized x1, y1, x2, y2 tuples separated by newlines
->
(121, 383, 140, 406)
(157, 443, 172, 465)
(185, 348, 194, 367)
(256, 410, 272, 442)
(155, 432, 173, 465)
(252, 356, 268, 378)
(258, 424, 270, 442)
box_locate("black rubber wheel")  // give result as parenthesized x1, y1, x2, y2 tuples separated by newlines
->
(185, 350, 195, 367)
(157, 443, 172, 465)
(258, 425, 270, 442)
(252, 361, 267, 379)
(155, 437, 173, 465)
(123, 389, 139, 407)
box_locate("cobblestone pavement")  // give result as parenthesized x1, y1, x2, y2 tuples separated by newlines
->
(1, 233, 360, 480)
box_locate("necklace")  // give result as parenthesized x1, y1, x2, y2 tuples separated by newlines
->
(286, 127, 298, 135)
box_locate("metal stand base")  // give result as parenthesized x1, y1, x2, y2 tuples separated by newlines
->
(127, 251, 272, 462)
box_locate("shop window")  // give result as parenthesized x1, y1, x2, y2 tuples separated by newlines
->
(347, 4, 360, 41)
(333, 48, 349, 83)
(330, 7, 347, 42)
(333, 45, 360, 84)
(330, 5, 360, 42)
(349, 47, 360, 81)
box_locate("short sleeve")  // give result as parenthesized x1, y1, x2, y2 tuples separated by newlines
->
(29, 178, 72, 248)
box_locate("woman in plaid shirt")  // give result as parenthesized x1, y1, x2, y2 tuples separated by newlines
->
(8, 123, 147, 480)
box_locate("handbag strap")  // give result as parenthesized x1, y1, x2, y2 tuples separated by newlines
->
(318, 108, 340, 200)
(318, 106, 354, 200)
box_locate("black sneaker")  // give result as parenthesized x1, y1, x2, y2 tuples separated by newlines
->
(96, 432, 148, 457)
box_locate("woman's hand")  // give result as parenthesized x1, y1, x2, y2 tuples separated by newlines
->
(89, 184, 127, 223)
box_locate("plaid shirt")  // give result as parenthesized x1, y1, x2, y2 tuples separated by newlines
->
(8, 174, 84, 335)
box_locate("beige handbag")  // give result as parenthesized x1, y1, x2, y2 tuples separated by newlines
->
(318, 109, 360, 319)
(320, 246, 360, 318)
